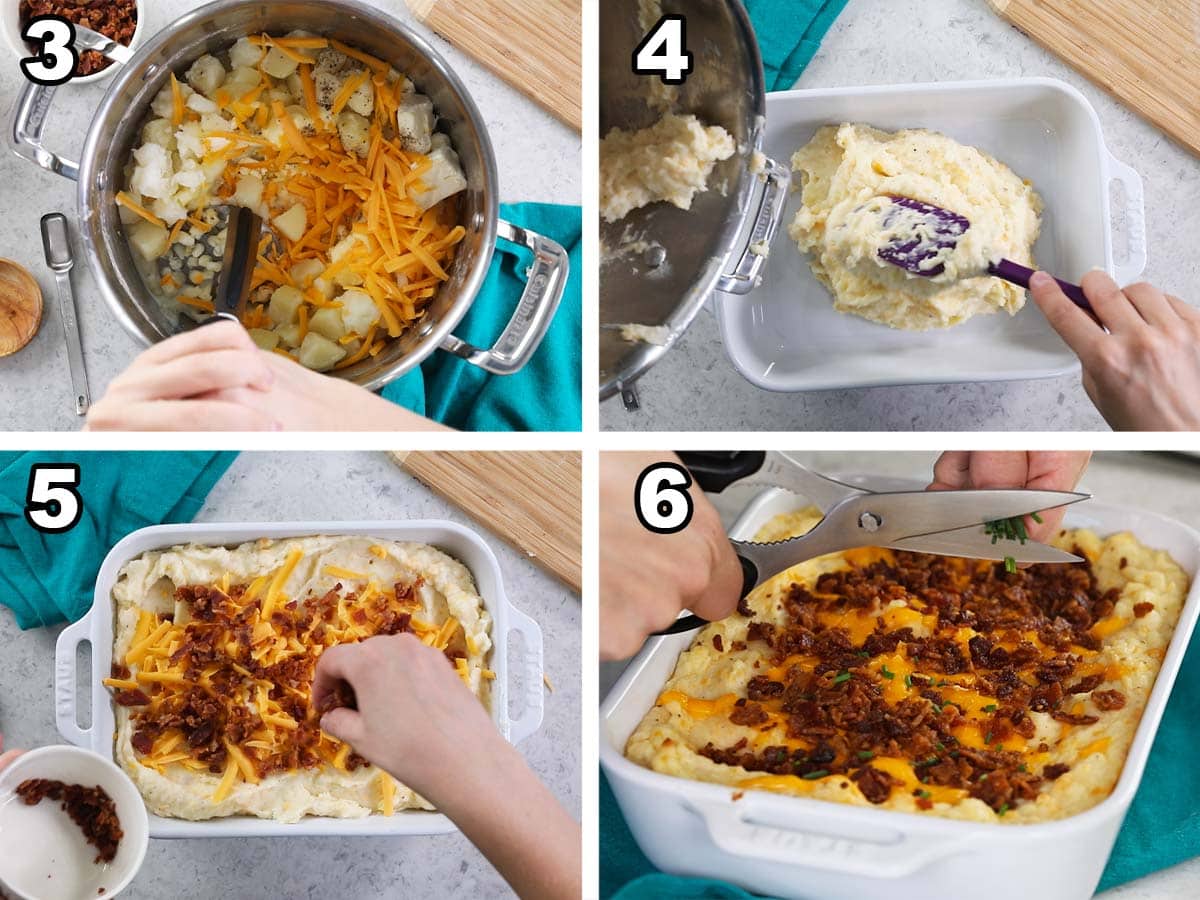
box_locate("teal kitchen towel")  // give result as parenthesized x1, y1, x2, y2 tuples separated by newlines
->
(744, 0, 849, 91)
(0, 451, 236, 629)
(602, 637, 1200, 898)
(382, 202, 582, 432)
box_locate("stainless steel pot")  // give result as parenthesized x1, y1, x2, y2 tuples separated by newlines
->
(10, 0, 569, 390)
(598, 0, 789, 403)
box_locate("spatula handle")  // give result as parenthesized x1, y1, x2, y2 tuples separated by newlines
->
(990, 259, 1091, 312)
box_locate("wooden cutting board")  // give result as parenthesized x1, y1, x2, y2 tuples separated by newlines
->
(390, 451, 582, 592)
(405, 0, 581, 131)
(989, 0, 1200, 157)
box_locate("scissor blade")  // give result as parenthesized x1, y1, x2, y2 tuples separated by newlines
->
(886, 527, 1084, 564)
(848, 488, 1091, 542)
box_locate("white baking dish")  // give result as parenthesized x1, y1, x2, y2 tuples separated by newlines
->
(600, 486, 1200, 900)
(715, 78, 1147, 392)
(55, 521, 545, 839)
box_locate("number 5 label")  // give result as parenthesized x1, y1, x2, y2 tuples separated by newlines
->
(25, 464, 83, 534)
(632, 15, 693, 85)
(635, 463, 694, 534)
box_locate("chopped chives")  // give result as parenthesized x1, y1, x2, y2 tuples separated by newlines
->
(982, 704, 998, 713)
(857, 750, 874, 760)
(880, 665, 895, 680)
(1004, 556, 1017, 574)
(802, 770, 829, 780)
(833, 671, 852, 684)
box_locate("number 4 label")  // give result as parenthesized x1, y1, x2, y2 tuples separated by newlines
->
(25, 464, 83, 534)
(632, 15, 693, 85)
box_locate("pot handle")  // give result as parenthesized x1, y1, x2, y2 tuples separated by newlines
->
(9, 23, 133, 181)
(54, 615, 93, 748)
(505, 604, 545, 744)
(439, 219, 569, 375)
(716, 155, 791, 295)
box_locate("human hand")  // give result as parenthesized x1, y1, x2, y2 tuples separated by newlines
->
(929, 451, 1091, 543)
(600, 452, 744, 660)
(312, 634, 497, 801)
(0, 733, 23, 771)
(312, 636, 580, 900)
(1030, 271, 1200, 430)
(85, 321, 280, 431)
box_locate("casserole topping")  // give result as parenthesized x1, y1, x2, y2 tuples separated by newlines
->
(15, 780, 123, 863)
(626, 510, 1188, 824)
(107, 537, 491, 822)
(119, 32, 468, 371)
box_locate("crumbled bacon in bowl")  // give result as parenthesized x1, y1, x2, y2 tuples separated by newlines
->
(15, 778, 123, 863)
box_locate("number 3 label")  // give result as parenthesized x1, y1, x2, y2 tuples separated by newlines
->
(635, 463, 694, 534)
(25, 464, 83, 534)
(20, 15, 78, 87)
(632, 15, 693, 85)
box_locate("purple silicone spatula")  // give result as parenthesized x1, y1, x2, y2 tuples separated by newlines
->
(878, 196, 1091, 312)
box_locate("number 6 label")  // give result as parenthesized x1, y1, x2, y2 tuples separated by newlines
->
(25, 464, 83, 534)
(634, 463, 694, 534)
(632, 15, 693, 85)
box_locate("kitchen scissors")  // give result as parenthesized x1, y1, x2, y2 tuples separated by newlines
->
(655, 451, 1090, 635)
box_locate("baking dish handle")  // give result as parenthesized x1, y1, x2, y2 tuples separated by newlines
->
(54, 615, 93, 748)
(1105, 151, 1147, 286)
(9, 24, 133, 182)
(505, 605, 545, 744)
(716, 155, 791, 295)
(439, 219, 569, 376)
(692, 798, 971, 879)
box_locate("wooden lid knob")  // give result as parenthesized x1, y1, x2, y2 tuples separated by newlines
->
(0, 259, 43, 357)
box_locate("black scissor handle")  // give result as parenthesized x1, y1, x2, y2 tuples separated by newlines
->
(675, 451, 767, 493)
(650, 557, 760, 635)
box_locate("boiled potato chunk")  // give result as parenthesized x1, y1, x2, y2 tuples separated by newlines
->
(314, 71, 341, 108)
(141, 118, 176, 152)
(338, 289, 381, 335)
(268, 284, 304, 324)
(233, 173, 263, 209)
(410, 144, 468, 211)
(314, 49, 350, 75)
(229, 37, 264, 69)
(273, 204, 307, 242)
(347, 75, 374, 116)
(337, 111, 370, 156)
(262, 46, 300, 79)
(395, 94, 434, 153)
(308, 307, 346, 340)
(248, 328, 280, 351)
(297, 332, 347, 371)
(290, 258, 324, 288)
(276, 323, 304, 348)
(128, 220, 170, 261)
(185, 55, 226, 97)
(223, 66, 261, 100)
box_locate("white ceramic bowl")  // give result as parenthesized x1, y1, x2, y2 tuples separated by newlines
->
(601, 486, 1200, 900)
(715, 77, 1147, 392)
(0, 0, 145, 86)
(0, 745, 150, 900)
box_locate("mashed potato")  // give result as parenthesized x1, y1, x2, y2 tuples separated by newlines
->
(600, 114, 735, 223)
(789, 124, 1043, 329)
(626, 509, 1188, 825)
(111, 535, 491, 823)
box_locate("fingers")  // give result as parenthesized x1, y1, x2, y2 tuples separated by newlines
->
(139, 320, 257, 365)
(1080, 270, 1144, 333)
(966, 452, 1031, 491)
(1122, 281, 1178, 327)
(311, 643, 366, 711)
(691, 534, 746, 623)
(87, 400, 280, 431)
(115, 349, 276, 402)
(319, 707, 364, 746)
(1029, 272, 1105, 357)
(0, 749, 24, 771)
(929, 451, 971, 491)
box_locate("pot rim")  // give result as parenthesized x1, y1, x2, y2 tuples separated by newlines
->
(75, 0, 500, 391)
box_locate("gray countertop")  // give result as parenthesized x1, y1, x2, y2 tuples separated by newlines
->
(0, 0, 580, 432)
(601, 0, 1199, 431)
(601, 451, 1200, 897)
(0, 451, 580, 899)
